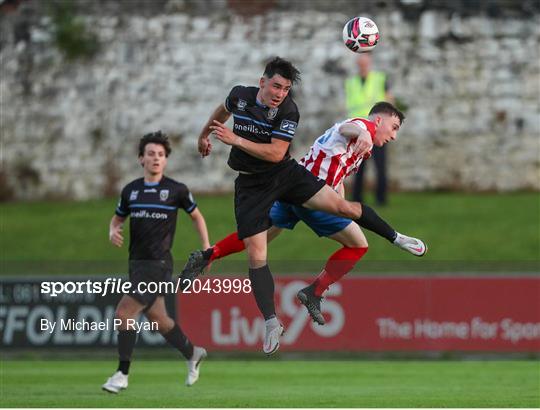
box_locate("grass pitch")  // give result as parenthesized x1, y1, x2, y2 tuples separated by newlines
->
(1, 193, 538, 407)
(1, 192, 539, 265)
(1, 359, 539, 407)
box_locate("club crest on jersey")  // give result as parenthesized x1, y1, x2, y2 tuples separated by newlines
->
(280, 119, 297, 135)
(267, 107, 278, 120)
(160, 189, 169, 201)
(237, 99, 247, 111)
(129, 190, 138, 201)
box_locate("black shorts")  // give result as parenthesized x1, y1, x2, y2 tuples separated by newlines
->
(128, 259, 173, 307)
(234, 159, 325, 239)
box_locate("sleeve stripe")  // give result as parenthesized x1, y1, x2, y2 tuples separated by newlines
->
(272, 130, 294, 139)
(128, 204, 177, 211)
(186, 203, 197, 213)
(115, 207, 129, 216)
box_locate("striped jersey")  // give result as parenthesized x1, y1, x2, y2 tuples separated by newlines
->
(299, 118, 376, 189)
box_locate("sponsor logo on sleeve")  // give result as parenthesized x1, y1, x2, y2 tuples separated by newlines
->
(280, 120, 298, 135)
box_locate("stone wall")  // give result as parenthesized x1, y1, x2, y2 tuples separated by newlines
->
(1, 1, 539, 199)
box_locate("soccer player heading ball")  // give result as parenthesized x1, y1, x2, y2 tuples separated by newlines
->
(183, 103, 426, 326)
(192, 57, 426, 354)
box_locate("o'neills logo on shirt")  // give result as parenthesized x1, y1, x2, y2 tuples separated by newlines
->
(233, 123, 271, 136)
(131, 210, 168, 219)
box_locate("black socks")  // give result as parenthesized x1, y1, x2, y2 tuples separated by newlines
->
(117, 330, 137, 375)
(356, 204, 397, 243)
(248, 265, 276, 320)
(117, 323, 194, 374)
(164, 324, 194, 360)
(118, 360, 130, 375)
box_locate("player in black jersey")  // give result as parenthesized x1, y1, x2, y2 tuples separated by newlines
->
(196, 57, 389, 355)
(102, 132, 210, 393)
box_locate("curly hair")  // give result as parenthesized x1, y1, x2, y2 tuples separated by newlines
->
(138, 131, 171, 157)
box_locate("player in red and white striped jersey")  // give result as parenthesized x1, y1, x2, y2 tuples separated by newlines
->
(300, 118, 376, 191)
(181, 102, 427, 326)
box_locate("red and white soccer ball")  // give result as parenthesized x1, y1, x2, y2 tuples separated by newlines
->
(342, 17, 380, 53)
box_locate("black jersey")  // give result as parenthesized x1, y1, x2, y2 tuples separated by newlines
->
(225, 85, 300, 174)
(115, 176, 196, 262)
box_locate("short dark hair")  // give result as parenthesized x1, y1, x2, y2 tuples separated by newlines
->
(263, 56, 301, 84)
(138, 131, 171, 157)
(369, 102, 405, 125)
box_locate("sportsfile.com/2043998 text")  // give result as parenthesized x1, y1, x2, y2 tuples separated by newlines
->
(40, 278, 252, 297)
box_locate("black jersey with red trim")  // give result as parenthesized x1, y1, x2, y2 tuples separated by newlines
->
(115, 176, 196, 262)
(224, 85, 300, 174)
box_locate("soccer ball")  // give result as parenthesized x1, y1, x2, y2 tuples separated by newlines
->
(342, 17, 380, 53)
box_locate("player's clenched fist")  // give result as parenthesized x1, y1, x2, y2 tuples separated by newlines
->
(354, 136, 373, 158)
(198, 136, 212, 157)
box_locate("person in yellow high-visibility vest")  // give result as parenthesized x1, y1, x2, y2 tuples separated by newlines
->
(345, 53, 393, 205)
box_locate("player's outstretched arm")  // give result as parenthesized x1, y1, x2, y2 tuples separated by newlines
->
(198, 104, 231, 157)
(109, 215, 126, 247)
(189, 207, 211, 250)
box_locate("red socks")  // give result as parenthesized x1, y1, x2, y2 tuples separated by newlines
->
(313, 247, 368, 297)
(210, 234, 366, 298)
(211, 232, 245, 261)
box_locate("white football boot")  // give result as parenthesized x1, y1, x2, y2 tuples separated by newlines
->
(394, 232, 428, 256)
(185, 346, 207, 386)
(102, 371, 128, 394)
(263, 318, 284, 355)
